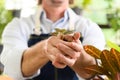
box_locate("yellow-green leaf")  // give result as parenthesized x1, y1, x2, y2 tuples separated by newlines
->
(107, 40, 120, 52)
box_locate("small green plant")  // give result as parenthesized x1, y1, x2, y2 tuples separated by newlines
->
(51, 28, 74, 42)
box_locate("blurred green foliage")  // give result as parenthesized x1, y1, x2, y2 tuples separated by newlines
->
(107, 9, 120, 31)
(105, 0, 120, 31)
(107, 40, 120, 52)
(0, 0, 13, 40)
(74, 0, 120, 30)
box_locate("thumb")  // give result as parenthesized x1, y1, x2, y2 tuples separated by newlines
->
(73, 32, 80, 40)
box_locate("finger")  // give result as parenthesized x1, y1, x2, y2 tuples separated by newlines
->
(47, 54, 55, 62)
(57, 43, 80, 58)
(59, 40, 83, 52)
(57, 54, 77, 66)
(52, 53, 67, 68)
(73, 32, 80, 40)
(46, 52, 67, 69)
(70, 42, 83, 52)
(47, 36, 62, 47)
(44, 45, 60, 62)
(52, 61, 67, 68)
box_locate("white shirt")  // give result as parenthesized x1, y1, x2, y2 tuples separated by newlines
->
(0, 8, 106, 80)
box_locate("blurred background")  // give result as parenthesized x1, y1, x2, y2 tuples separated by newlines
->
(0, 0, 120, 50)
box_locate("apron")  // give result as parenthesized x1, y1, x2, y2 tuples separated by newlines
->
(27, 7, 83, 80)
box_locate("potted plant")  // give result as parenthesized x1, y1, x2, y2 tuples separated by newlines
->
(83, 41, 120, 80)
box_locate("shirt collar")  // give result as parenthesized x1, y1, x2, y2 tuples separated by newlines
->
(40, 9, 69, 25)
(34, 7, 77, 34)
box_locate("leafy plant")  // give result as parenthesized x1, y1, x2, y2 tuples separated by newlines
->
(83, 43, 120, 80)
(51, 28, 74, 36)
(51, 28, 74, 42)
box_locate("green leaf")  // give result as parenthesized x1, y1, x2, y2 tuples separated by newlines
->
(51, 28, 74, 36)
(107, 40, 120, 52)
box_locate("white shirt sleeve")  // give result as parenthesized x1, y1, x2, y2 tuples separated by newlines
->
(76, 17, 106, 50)
(74, 17, 106, 79)
(0, 18, 40, 80)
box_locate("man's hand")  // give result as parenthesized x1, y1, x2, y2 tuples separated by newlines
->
(44, 32, 81, 68)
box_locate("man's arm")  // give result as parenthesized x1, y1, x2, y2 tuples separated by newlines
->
(21, 40, 49, 77)
(71, 50, 96, 79)
(56, 32, 97, 79)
